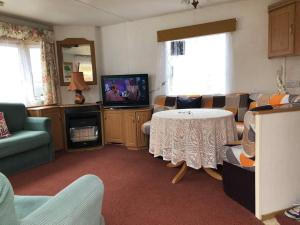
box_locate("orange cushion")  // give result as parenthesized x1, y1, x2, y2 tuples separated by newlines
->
(240, 153, 255, 167)
(154, 96, 166, 106)
(269, 94, 286, 106)
(202, 97, 213, 108)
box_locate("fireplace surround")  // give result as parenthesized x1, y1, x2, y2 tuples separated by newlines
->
(64, 105, 102, 149)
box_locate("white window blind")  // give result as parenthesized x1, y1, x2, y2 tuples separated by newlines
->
(166, 33, 231, 95)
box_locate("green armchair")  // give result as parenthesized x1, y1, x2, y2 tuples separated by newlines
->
(0, 173, 105, 225)
(0, 103, 53, 175)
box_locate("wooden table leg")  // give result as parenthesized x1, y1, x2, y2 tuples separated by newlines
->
(203, 168, 223, 181)
(171, 162, 188, 184)
(166, 161, 184, 168)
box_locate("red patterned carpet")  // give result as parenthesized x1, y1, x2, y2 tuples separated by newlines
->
(9, 145, 264, 225)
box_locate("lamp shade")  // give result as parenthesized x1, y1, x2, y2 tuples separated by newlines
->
(68, 72, 89, 91)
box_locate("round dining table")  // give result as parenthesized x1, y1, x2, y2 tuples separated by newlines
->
(149, 108, 237, 183)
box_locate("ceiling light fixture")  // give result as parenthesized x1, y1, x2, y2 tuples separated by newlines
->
(0, 1, 4, 7)
(182, 0, 199, 9)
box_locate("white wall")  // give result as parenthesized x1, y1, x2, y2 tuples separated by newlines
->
(54, 26, 101, 104)
(99, 0, 300, 98)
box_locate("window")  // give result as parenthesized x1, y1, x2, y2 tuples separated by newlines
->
(166, 33, 230, 95)
(0, 41, 43, 106)
(29, 46, 43, 99)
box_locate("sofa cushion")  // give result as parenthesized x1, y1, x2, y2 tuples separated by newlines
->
(154, 96, 177, 107)
(176, 96, 202, 109)
(201, 95, 225, 108)
(201, 94, 250, 122)
(0, 131, 50, 159)
(213, 95, 226, 108)
(224, 145, 255, 172)
(236, 122, 244, 140)
(165, 96, 177, 107)
(225, 93, 250, 122)
(0, 103, 26, 132)
(154, 95, 166, 106)
(153, 104, 175, 113)
(269, 94, 288, 106)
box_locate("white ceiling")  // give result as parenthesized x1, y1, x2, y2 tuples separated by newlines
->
(0, 0, 242, 27)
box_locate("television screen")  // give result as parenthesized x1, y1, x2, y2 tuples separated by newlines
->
(101, 74, 149, 108)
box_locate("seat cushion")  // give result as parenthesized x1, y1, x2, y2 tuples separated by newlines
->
(0, 130, 50, 159)
(224, 145, 255, 172)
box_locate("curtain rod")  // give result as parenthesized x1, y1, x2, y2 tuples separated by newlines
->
(0, 12, 53, 31)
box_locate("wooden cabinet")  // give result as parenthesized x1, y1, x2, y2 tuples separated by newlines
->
(103, 110, 124, 143)
(123, 111, 137, 148)
(27, 106, 64, 151)
(103, 108, 152, 150)
(269, 0, 300, 57)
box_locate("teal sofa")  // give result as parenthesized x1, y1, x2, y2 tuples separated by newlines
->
(0, 173, 105, 225)
(0, 103, 53, 175)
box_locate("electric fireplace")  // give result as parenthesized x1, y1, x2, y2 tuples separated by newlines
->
(64, 105, 102, 149)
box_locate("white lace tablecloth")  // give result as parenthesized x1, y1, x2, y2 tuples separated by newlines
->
(149, 109, 237, 169)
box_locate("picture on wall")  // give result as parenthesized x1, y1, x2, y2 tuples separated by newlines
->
(63, 62, 73, 82)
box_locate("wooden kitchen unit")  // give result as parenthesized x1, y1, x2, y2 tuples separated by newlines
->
(103, 107, 152, 150)
(269, 0, 300, 57)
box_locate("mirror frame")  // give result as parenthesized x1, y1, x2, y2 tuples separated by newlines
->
(56, 38, 97, 86)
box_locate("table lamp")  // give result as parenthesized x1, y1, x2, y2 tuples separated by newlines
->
(68, 72, 89, 104)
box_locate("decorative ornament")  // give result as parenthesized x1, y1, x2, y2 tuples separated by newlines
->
(182, 0, 199, 9)
(276, 66, 287, 94)
(191, 0, 199, 9)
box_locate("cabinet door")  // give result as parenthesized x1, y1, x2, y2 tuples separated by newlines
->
(136, 110, 152, 148)
(104, 111, 123, 143)
(269, 4, 295, 57)
(123, 111, 137, 147)
(42, 108, 65, 151)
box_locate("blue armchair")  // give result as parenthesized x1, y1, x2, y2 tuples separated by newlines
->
(0, 173, 105, 225)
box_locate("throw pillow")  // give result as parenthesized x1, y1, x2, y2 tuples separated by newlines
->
(0, 112, 10, 138)
(250, 105, 274, 112)
(269, 94, 287, 106)
(176, 96, 202, 109)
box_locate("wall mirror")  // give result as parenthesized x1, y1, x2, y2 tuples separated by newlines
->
(57, 38, 97, 86)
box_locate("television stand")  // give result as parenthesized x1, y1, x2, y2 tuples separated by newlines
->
(103, 107, 152, 150)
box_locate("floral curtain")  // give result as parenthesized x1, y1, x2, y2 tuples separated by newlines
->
(41, 41, 60, 105)
(0, 21, 60, 105)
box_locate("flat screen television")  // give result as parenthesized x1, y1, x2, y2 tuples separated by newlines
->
(101, 74, 150, 108)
